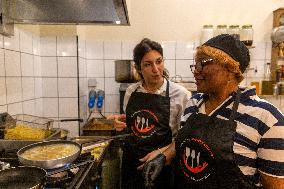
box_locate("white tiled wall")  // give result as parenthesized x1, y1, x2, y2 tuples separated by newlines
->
(1, 28, 283, 137)
(80, 39, 284, 118)
(40, 36, 79, 137)
(0, 27, 41, 117)
(0, 29, 80, 137)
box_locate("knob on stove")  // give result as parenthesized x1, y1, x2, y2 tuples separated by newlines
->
(0, 161, 10, 170)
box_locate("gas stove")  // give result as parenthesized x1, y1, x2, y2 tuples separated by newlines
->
(0, 149, 102, 189)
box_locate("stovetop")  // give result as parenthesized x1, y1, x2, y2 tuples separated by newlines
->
(0, 149, 98, 189)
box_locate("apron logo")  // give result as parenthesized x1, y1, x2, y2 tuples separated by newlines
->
(130, 109, 158, 138)
(183, 148, 207, 174)
(179, 138, 214, 182)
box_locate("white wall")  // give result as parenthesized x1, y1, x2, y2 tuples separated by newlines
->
(77, 0, 284, 41)
(16, 0, 284, 42)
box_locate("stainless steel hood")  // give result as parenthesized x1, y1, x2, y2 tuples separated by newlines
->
(0, 0, 129, 36)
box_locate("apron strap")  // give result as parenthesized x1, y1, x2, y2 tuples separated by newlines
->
(229, 88, 241, 122)
(165, 79, 170, 97)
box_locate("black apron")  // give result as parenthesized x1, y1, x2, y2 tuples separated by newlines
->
(174, 89, 261, 189)
(121, 80, 173, 189)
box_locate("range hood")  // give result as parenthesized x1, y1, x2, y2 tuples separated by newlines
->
(0, 0, 129, 36)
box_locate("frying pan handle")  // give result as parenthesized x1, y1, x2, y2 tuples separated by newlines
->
(60, 118, 84, 122)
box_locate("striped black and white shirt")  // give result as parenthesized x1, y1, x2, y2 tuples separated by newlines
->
(181, 86, 284, 186)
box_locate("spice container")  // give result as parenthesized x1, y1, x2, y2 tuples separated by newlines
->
(200, 25, 214, 44)
(228, 25, 240, 40)
(240, 25, 253, 46)
(215, 25, 228, 36)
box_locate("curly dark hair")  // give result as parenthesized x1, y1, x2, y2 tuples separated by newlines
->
(133, 38, 169, 79)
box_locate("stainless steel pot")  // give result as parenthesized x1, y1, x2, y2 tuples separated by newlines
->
(17, 140, 81, 169)
(115, 60, 140, 83)
(271, 26, 284, 43)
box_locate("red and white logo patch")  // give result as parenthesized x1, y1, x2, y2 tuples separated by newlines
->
(179, 137, 215, 182)
(130, 109, 158, 138)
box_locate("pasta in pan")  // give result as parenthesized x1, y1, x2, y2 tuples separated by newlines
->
(21, 143, 79, 161)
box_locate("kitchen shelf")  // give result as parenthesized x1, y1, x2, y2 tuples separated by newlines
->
(247, 46, 255, 49)
(259, 94, 283, 97)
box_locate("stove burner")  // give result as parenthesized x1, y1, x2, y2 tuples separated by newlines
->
(45, 169, 75, 188)
(0, 147, 101, 189)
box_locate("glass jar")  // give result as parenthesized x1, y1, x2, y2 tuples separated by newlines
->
(240, 25, 253, 46)
(228, 25, 240, 40)
(215, 25, 228, 36)
(200, 25, 214, 44)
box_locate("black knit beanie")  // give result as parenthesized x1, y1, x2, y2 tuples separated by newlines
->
(203, 34, 250, 73)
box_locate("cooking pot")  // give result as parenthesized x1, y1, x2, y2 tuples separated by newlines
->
(115, 60, 141, 83)
(271, 26, 284, 43)
(17, 140, 81, 169)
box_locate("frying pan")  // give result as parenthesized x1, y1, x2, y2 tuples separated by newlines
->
(17, 140, 81, 169)
(0, 160, 95, 189)
(0, 166, 46, 189)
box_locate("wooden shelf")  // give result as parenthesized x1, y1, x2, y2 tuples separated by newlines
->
(259, 94, 283, 97)
(247, 46, 255, 49)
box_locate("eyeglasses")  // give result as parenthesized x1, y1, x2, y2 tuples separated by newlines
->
(190, 58, 214, 73)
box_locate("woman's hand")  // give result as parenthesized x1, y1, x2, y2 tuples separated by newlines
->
(137, 143, 175, 170)
(107, 114, 126, 131)
(137, 149, 161, 170)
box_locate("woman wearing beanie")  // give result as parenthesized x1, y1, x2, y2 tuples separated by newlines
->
(142, 34, 284, 189)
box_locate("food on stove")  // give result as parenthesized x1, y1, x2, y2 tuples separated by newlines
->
(21, 143, 80, 160)
(4, 124, 52, 140)
(90, 142, 108, 160)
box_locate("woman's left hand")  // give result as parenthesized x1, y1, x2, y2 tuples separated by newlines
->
(137, 149, 161, 170)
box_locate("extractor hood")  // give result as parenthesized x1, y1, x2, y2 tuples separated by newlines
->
(0, 0, 130, 36)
